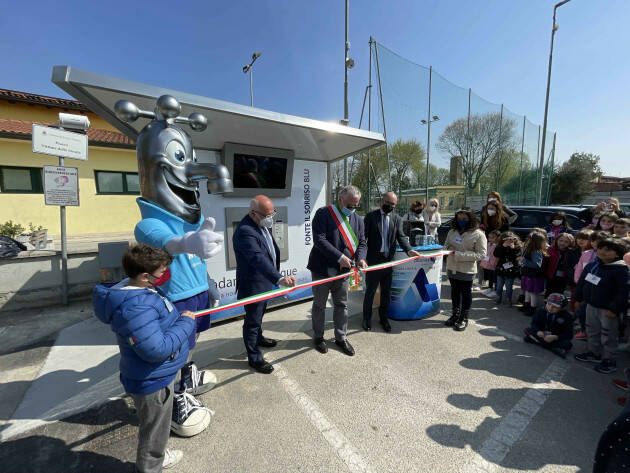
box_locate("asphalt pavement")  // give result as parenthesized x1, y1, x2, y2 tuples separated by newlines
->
(0, 278, 627, 473)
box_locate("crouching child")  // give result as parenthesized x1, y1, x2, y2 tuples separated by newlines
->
(92, 244, 204, 472)
(523, 293, 573, 358)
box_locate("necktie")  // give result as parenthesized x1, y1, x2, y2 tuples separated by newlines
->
(264, 227, 276, 264)
(381, 213, 389, 257)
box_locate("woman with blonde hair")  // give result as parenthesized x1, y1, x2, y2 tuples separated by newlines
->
(422, 198, 442, 238)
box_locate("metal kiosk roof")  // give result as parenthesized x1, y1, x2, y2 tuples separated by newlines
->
(51, 66, 385, 162)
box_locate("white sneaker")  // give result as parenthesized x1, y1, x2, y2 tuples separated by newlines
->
(485, 290, 497, 298)
(171, 392, 213, 437)
(163, 449, 183, 469)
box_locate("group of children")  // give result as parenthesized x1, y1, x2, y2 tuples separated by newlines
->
(477, 211, 630, 377)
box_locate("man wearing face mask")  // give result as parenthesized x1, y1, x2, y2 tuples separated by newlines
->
(307, 185, 367, 355)
(363, 192, 420, 332)
(233, 195, 297, 374)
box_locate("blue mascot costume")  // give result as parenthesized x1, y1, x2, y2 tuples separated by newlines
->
(114, 95, 232, 436)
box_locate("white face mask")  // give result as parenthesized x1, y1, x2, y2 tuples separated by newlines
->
(487, 209, 496, 216)
(260, 215, 274, 228)
(430, 205, 437, 211)
(552, 219, 562, 226)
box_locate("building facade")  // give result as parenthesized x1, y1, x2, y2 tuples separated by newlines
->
(0, 89, 140, 236)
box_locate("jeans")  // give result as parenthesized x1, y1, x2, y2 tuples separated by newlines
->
(495, 276, 514, 302)
(449, 278, 473, 311)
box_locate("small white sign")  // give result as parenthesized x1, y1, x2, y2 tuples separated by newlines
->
(32, 124, 88, 161)
(44, 166, 80, 206)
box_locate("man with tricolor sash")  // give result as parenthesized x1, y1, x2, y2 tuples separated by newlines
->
(307, 185, 367, 356)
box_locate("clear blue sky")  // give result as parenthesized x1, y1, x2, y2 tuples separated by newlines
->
(2, 0, 628, 175)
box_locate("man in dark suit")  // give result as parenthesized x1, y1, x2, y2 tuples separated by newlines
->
(233, 195, 296, 373)
(307, 185, 367, 356)
(363, 192, 420, 332)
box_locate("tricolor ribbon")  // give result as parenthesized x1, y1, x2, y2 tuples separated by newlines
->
(193, 249, 453, 318)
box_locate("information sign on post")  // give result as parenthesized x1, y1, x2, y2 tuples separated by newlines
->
(32, 124, 88, 161)
(43, 166, 80, 207)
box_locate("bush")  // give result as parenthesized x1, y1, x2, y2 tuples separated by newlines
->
(0, 221, 26, 239)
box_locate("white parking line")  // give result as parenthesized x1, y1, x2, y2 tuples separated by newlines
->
(461, 358, 569, 472)
(273, 362, 374, 473)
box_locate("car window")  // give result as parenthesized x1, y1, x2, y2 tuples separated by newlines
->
(566, 214, 585, 230)
(512, 210, 547, 228)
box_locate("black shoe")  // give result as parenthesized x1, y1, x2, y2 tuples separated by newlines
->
(379, 319, 392, 332)
(454, 310, 468, 332)
(595, 359, 617, 374)
(445, 308, 460, 327)
(258, 337, 278, 348)
(335, 339, 355, 356)
(362, 320, 372, 331)
(248, 359, 274, 374)
(314, 338, 328, 354)
(574, 351, 602, 363)
(518, 302, 531, 313)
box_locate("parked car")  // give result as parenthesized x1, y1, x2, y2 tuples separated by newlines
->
(437, 206, 587, 244)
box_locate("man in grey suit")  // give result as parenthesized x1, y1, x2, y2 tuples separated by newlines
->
(363, 192, 419, 332)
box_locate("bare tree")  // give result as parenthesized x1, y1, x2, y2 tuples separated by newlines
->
(437, 112, 517, 191)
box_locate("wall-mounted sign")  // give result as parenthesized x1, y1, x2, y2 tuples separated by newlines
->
(32, 124, 88, 161)
(43, 165, 80, 206)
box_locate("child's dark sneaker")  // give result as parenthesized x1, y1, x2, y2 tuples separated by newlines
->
(574, 351, 602, 363)
(177, 361, 217, 395)
(612, 378, 629, 391)
(594, 358, 617, 374)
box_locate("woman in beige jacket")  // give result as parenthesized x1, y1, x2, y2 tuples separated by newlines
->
(443, 208, 487, 331)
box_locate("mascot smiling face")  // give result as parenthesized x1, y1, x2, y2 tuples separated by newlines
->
(115, 95, 232, 224)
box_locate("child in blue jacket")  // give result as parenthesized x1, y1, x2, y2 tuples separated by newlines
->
(93, 244, 200, 472)
(523, 293, 573, 358)
(574, 238, 630, 374)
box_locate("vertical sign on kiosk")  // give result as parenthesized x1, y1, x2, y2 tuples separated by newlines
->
(32, 115, 89, 305)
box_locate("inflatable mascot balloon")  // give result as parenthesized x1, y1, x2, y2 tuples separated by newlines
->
(114, 95, 232, 437)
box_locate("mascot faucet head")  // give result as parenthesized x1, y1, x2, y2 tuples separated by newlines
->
(114, 95, 233, 224)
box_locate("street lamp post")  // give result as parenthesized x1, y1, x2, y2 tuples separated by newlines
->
(420, 113, 440, 206)
(537, 0, 572, 205)
(342, 0, 354, 185)
(243, 52, 262, 107)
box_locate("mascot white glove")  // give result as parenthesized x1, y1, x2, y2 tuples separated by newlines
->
(165, 217, 224, 259)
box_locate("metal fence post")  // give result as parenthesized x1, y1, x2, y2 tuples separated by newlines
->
(465, 87, 471, 205)
(367, 37, 373, 210)
(518, 115, 526, 204)
(425, 66, 433, 205)
(535, 125, 541, 205)
(373, 40, 392, 191)
(546, 132, 557, 204)
(496, 104, 503, 192)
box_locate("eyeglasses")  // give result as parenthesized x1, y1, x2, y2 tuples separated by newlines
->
(254, 210, 277, 218)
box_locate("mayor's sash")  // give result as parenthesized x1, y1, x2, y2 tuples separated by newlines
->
(327, 204, 358, 258)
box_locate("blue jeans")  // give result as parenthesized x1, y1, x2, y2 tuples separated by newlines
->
(495, 275, 514, 301)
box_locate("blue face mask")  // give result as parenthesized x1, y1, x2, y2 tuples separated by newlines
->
(341, 206, 355, 217)
(457, 219, 468, 229)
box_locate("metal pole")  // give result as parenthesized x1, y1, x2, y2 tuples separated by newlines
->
(535, 125, 541, 205)
(373, 40, 392, 190)
(58, 129, 68, 306)
(425, 66, 433, 205)
(538, 0, 571, 205)
(518, 115, 526, 204)
(546, 132, 557, 204)
(367, 37, 373, 210)
(496, 104, 503, 192)
(343, 0, 349, 186)
(249, 68, 253, 107)
(465, 87, 471, 204)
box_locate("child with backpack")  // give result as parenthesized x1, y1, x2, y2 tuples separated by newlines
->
(493, 231, 522, 306)
(574, 238, 630, 374)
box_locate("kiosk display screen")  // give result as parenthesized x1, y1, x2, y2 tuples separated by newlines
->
(233, 153, 288, 189)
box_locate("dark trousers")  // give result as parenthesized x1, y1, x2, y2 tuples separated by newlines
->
(449, 278, 473, 311)
(129, 381, 174, 473)
(243, 301, 267, 362)
(544, 277, 567, 298)
(363, 267, 393, 323)
(526, 328, 573, 351)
